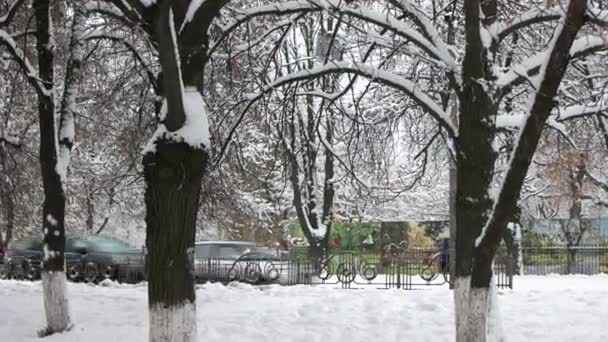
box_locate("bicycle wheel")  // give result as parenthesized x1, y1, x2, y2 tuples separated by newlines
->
(420, 265, 439, 282)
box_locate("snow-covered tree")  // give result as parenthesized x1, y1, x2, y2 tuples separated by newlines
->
(210, 0, 608, 340)
(0, 0, 87, 334)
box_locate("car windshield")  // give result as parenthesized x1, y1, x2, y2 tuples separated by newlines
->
(9, 240, 43, 251)
(194, 244, 211, 258)
(88, 238, 135, 253)
(218, 245, 252, 258)
(194, 242, 255, 258)
(240, 251, 279, 261)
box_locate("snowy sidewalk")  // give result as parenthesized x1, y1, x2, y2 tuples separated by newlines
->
(1, 275, 607, 342)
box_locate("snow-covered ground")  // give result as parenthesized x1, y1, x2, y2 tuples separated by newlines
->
(1, 275, 607, 341)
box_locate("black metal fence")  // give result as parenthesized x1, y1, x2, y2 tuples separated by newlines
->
(521, 246, 608, 275)
(193, 247, 513, 289)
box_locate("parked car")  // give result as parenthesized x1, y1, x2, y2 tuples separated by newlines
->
(0, 239, 80, 280)
(1, 239, 43, 280)
(65, 236, 145, 284)
(193, 241, 288, 284)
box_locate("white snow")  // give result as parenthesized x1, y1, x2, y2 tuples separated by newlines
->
(495, 114, 525, 128)
(46, 214, 58, 226)
(1, 275, 607, 341)
(43, 244, 57, 261)
(143, 88, 211, 154)
(143, 9, 210, 155)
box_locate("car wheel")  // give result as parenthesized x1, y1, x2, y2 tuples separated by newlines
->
(24, 260, 37, 281)
(0, 263, 10, 279)
(102, 266, 113, 280)
(67, 264, 81, 282)
(244, 263, 262, 284)
(83, 262, 99, 283)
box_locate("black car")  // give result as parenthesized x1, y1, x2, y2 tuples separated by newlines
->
(65, 236, 145, 284)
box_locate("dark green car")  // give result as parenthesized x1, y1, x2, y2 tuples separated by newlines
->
(1, 239, 81, 281)
(65, 236, 145, 284)
(1, 236, 145, 283)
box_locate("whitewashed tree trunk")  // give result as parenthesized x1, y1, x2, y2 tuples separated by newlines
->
(454, 276, 470, 342)
(41, 272, 70, 334)
(487, 277, 504, 341)
(463, 285, 490, 342)
(457, 276, 504, 342)
(149, 302, 196, 342)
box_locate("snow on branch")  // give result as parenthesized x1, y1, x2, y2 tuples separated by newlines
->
(211, 1, 455, 70)
(83, 33, 158, 94)
(497, 95, 608, 127)
(476, 0, 588, 249)
(268, 62, 456, 135)
(56, 3, 86, 185)
(585, 171, 608, 193)
(144, 7, 210, 154)
(389, 0, 454, 61)
(179, 0, 207, 34)
(587, 6, 608, 27)
(85, 1, 140, 27)
(340, 3, 455, 70)
(494, 7, 562, 41)
(0, 0, 25, 28)
(209, 1, 320, 56)
(216, 61, 456, 164)
(0, 30, 50, 98)
(497, 35, 608, 90)
(0, 132, 21, 148)
(556, 99, 608, 121)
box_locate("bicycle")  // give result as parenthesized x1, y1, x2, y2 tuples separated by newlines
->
(420, 251, 450, 284)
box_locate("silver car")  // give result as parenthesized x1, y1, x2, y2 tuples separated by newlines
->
(193, 241, 288, 284)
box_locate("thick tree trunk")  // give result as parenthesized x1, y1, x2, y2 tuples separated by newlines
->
(35, 0, 71, 334)
(454, 2, 497, 338)
(143, 142, 206, 342)
(457, 1, 588, 340)
(143, 2, 218, 340)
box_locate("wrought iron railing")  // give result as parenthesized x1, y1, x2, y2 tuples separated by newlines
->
(1, 247, 517, 289)
(521, 246, 608, 275)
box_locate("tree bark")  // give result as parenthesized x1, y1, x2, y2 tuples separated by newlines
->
(34, 0, 72, 334)
(142, 1, 221, 340)
(454, 1, 497, 340)
(144, 142, 206, 342)
(458, 1, 588, 340)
